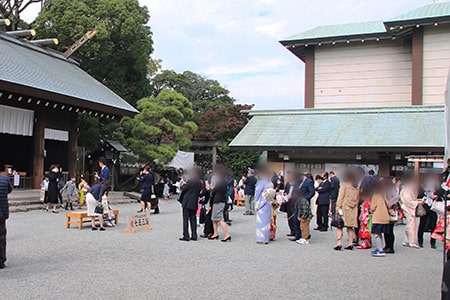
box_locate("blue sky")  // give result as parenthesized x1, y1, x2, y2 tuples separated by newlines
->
(22, 0, 433, 109)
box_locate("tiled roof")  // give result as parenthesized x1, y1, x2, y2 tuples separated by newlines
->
(0, 32, 138, 116)
(387, 2, 450, 24)
(282, 21, 386, 42)
(230, 106, 445, 148)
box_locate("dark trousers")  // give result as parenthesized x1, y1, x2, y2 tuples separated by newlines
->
(418, 205, 437, 247)
(384, 223, 395, 250)
(203, 209, 213, 235)
(287, 205, 301, 238)
(0, 220, 6, 265)
(182, 208, 197, 240)
(316, 205, 329, 230)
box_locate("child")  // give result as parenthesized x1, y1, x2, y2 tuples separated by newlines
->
(40, 177, 49, 203)
(294, 189, 313, 245)
(370, 184, 391, 257)
(78, 174, 89, 208)
(61, 176, 78, 210)
(358, 191, 372, 249)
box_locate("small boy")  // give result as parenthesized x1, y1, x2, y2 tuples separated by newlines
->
(295, 190, 313, 245)
(61, 176, 78, 210)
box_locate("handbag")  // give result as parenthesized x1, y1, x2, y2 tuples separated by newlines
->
(431, 201, 445, 216)
(331, 214, 344, 228)
(388, 208, 399, 222)
(415, 204, 427, 217)
(94, 204, 104, 214)
(279, 202, 287, 213)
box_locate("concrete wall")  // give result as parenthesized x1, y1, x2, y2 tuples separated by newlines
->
(423, 24, 450, 105)
(314, 40, 412, 108)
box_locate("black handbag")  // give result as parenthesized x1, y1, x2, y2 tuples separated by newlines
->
(94, 204, 104, 214)
(331, 214, 344, 228)
(280, 202, 287, 213)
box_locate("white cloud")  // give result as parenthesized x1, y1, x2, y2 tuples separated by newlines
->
(254, 20, 288, 38)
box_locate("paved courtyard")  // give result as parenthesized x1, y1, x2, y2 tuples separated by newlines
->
(0, 196, 443, 299)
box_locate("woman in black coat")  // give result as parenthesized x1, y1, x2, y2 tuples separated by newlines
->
(45, 164, 62, 213)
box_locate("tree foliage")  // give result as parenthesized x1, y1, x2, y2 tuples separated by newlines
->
(221, 149, 261, 178)
(193, 104, 253, 142)
(0, 0, 42, 30)
(33, 0, 153, 106)
(118, 90, 198, 165)
(151, 70, 234, 113)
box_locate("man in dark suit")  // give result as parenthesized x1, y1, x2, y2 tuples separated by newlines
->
(299, 173, 315, 203)
(329, 171, 340, 216)
(0, 174, 12, 269)
(243, 169, 257, 215)
(178, 168, 202, 241)
(98, 157, 110, 183)
(315, 172, 332, 231)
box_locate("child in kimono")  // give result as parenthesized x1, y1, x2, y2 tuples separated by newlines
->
(358, 192, 372, 249)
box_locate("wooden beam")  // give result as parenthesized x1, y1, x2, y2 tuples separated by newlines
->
(412, 27, 423, 106)
(304, 46, 315, 108)
(191, 141, 228, 147)
(67, 114, 78, 178)
(32, 112, 45, 189)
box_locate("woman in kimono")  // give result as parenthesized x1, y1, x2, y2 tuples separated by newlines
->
(255, 168, 276, 244)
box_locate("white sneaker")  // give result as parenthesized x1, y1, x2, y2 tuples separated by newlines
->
(296, 238, 304, 244)
(402, 242, 409, 247)
(409, 243, 420, 249)
(296, 238, 310, 245)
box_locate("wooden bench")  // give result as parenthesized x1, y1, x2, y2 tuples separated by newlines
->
(235, 197, 245, 206)
(66, 210, 119, 230)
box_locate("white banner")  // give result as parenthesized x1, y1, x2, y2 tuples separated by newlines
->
(0, 104, 34, 136)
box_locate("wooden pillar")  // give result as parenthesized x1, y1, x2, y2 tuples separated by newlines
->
(212, 146, 217, 166)
(378, 155, 391, 177)
(68, 114, 78, 178)
(304, 46, 315, 108)
(32, 112, 45, 189)
(412, 27, 423, 105)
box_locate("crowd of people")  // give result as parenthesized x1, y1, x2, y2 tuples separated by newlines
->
(173, 163, 450, 259)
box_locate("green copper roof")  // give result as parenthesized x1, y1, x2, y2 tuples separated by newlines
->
(230, 106, 445, 149)
(388, 2, 450, 24)
(282, 21, 386, 42)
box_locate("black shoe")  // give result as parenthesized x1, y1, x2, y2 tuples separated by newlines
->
(226, 222, 232, 226)
(137, 209, 143, 213)
(431, 245, 437, 249)
(289, 238, 299, 242)
(200, 234, 212, 238)
(319, 228, 327, 232)
(286, 233, 295, 237)
(308, 234, 312, 239)
(154, 207, 160, 214)
(313, 227, 321, 231)
(191, 238, 197, 241)
(179, 238, 190, 242)
(0, 263, 5, 269)
(208, 235, 219, 240)
(99, 227, 106, 231)
(221, 236, 232, 242)
(419, 243, 424, 248)
(385, 248, 395, 254)
(333, 245, 342, 251)
(344, 245, 353, 250)
(92, 227, 98, 231)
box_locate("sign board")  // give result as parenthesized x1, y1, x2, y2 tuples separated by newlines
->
(124, 211, 152, 233)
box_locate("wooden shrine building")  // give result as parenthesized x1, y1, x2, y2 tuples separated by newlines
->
(0, 31, 138, 189)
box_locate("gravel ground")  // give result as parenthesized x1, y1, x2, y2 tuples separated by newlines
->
(0, 199, 443, 300)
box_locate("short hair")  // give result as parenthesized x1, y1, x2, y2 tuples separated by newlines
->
(322, 172, 329, 179)
(330, 171, 335, 175)
(99, 157, 107, 165)
(315, 175, 323, 181)
(368, 169, 375, 176)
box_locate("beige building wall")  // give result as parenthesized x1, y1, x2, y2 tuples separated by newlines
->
(314, 40, 412, 108)
(423, 24, 450, 105)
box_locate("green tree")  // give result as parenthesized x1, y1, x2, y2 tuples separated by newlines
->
(151, 70, 234, 113)
(119, 90, 198, 165)
(33, 0, 153, 106)
(0, 0, 42, 30)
